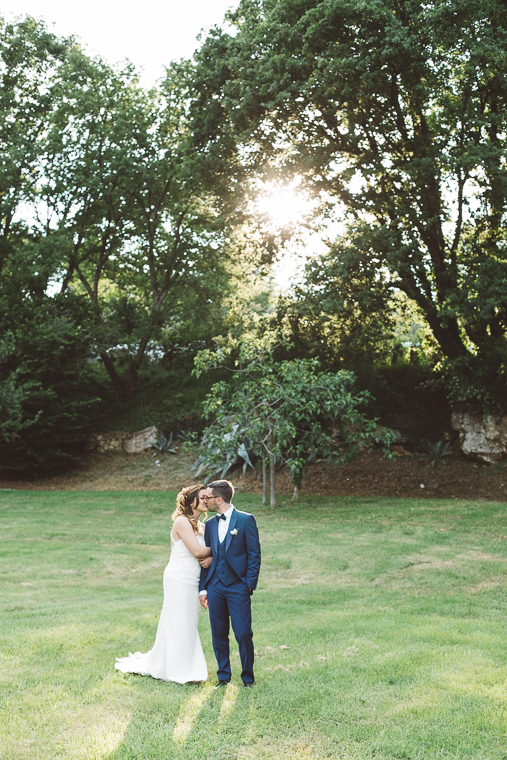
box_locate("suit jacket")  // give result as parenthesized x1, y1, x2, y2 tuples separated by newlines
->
(199, 507, 261, 593)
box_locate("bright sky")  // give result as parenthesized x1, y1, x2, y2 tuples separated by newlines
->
(1, 0, 238, 86)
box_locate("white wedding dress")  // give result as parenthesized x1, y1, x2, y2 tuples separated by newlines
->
(114, 532, 208, 684)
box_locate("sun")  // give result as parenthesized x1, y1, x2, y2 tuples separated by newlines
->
(255, 182, 313, 229)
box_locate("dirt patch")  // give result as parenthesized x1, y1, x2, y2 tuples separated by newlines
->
(404, 557, 458, 571)
(461, 550, 507, 562)
(1, 447, 507, 501)
(468, 577, 506, 593)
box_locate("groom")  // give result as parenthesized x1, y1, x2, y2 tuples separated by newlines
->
(199, 479, 261, 688)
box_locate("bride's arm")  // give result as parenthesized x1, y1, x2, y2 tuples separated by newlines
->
(173, 517, 212, 558)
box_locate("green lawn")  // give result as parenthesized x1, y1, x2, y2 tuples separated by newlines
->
(1, 492, 507, 759)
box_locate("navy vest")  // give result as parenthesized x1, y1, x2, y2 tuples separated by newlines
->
(209, 532, 240, 586)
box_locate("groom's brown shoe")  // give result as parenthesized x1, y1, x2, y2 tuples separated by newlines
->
(243, 681, 255, 688)
(215, 679, 231, 689)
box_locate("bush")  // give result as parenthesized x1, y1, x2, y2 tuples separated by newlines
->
(0, 315, 103, 476)
(357, 361, 451, 447)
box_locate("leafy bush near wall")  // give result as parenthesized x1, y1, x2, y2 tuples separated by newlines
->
(357, 361, 451, 447)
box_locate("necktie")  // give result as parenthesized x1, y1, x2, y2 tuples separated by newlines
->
(216, 513, 226, 521)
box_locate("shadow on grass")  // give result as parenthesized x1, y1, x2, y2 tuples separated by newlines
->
(108, 677, 258, 760)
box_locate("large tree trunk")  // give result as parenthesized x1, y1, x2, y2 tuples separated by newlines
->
(125, 332, 153, 401)
(99, 352, 129, 402)
(102, 297, 167, 403)
(426, 314, 467, 360)
(401, 281, 467, 360)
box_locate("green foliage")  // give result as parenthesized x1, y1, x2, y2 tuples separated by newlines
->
(0, 370, 37, 443)
(190, 424, 254, 480)
(41, 52, 234, 401)
(355, 361, 452, 445)
(0, 14, 273, 475)
(89, 356, 223, 438)
(149, 430, 177, 456)
(194, 337, 395, 493)
(243, 285, 438, 388)
(0, 15, 251, 427)
(420, 440, 453, 468)
(0, 16, 70, 279)
(442, 351, 507, 412)
(0, 306, 102, 475)
(11, 3, 507, 474)
(0, 335, 41, 442)
(192, 0, 507, 410)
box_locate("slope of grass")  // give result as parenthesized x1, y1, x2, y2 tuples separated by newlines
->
(1, 492, 507, 759)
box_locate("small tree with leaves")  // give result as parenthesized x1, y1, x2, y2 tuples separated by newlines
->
(193, 337, 394, 504)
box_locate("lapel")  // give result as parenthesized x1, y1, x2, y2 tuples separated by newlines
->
(211, 515, 219, 554)
(206, 515, 219, 555)
(225, 507, 238, 553)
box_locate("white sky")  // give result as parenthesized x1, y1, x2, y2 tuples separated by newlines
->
(0, 0, 238, 87)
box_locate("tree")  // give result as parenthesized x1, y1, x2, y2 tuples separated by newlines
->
(40, 53, 232, 401)
(0, 16, 70, 281)
(0, 17, 101, 474)
(193, 337, 394, 504)
(191, 0, 507, 409)
(0, 303, 102, 475)
(256, 285, 401, 374)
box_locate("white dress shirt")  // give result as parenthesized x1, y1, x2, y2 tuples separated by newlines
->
(199, 505, 235, 596)
(217, 504, 235, 543)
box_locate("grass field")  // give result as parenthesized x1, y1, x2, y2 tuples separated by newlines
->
(1, 491, 507, 759)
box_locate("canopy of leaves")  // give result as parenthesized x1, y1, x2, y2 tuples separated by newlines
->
(191, 0, 507, 410)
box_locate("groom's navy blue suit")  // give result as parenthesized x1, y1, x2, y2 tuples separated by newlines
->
(199, 507, 261, 684)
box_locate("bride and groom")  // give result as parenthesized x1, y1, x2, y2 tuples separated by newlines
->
(115, 479, 262, 687)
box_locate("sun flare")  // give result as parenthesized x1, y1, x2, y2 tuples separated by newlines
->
(255, 182, 313, 229)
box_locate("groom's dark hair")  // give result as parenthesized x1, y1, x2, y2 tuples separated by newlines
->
(208, 479, 234, 504)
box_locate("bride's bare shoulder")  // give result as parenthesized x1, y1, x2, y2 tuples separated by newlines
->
(173, 514, 190, 528)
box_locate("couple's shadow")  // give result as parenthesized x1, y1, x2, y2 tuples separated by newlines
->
(108, 676, 257, 759)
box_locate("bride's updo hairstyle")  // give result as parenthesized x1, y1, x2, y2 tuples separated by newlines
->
(172, 483, 206, 533)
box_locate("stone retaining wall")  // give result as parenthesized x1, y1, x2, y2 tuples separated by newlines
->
(451, 412, 507, 463)
(88, 426, 158, 454)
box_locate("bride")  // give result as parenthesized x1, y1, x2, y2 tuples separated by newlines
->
(115, 484, 212, 684)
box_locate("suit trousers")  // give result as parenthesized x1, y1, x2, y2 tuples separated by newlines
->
(207, 578, 254, 684)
